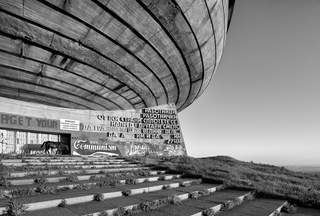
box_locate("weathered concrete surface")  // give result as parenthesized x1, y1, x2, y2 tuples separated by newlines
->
(198, 189, 250, 203)
(154, 204, 204, 216)
(25, 207, 78, 216)
(137, 210, 176, 216)
(0, 0, 234, 112)
(0, 178, 195, 211)
(0, 97, 186, 157)
(217, 198, 287, 216)
(281, 207, 320, 216)
(0, 156, 291, 216)
(137, 189, 250, 216)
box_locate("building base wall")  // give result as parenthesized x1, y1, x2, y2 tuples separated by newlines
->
(0, 97, 186, 157)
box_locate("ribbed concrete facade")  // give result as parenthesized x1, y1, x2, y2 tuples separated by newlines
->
(0, 0, 234, 112)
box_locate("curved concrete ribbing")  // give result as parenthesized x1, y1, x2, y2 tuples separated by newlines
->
(0, 86, 90, 109)
(0, 0, 234, 112)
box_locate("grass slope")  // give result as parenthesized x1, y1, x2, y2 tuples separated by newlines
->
(127, 155, 320, 209)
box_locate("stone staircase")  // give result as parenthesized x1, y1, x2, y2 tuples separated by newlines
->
(0, 156, 289, 216)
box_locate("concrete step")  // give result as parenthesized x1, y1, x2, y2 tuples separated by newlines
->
(1, 156, 124, 160)
(18, 163, 136, 170)
(4, 168, 159, 185)
(2, 165, 146, 178)
(1, 158, 80, 163)
(1, 170, 165, 187)
(1, 163, 138, 171)
(135, 189, 251, 216)
(33, 157, 122, 160)
(280, 207, 320, 216)
(1, 161, 130, 166)
(0, 178, 207, 213)
(20, 182, 223, 216)
(1, 159, 126, 165)
(215, 198, 287, 216)
(1, 173, 180, 198)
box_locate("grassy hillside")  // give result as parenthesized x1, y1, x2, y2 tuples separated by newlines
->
(127, 155, 320, 209)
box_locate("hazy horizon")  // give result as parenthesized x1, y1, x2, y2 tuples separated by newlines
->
(179, 0, 320, 166)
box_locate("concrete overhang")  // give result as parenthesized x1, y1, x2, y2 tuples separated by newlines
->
(0, 0, 235, 112)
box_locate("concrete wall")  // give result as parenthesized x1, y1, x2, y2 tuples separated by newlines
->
(0, 97, 186, 157)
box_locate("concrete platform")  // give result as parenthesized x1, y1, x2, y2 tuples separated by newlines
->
(0, 178, 198, 212)
(67, 196, 142, 215)
(4, 169, 165, 186)
(4, 166, 148, 179)
(216, 198, 287, 216)
(25, 207, 78, 216)
(1, 162, 132, 167)
(1, 173, 181, 198)
(137, 210, 176, 216)
(281, 207, 320, 216)
(155, 203, 204, 216)
(62, 186, 247, 216)
(198, 189, 251, 203)
(55, 184, 220, 216)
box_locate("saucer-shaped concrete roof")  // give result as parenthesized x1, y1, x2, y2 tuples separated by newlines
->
(0, 0, 235, 112)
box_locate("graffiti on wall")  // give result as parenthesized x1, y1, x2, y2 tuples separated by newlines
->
(0, 129, 7, 153)
(125, 142, 185, 156)
(74, 106, 186, 156)
(72, 139, 121, 156)
(0, 104, 187, 157)
(0, 113, 59, 130)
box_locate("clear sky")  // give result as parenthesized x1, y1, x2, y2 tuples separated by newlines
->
(179, 0, 320, 166)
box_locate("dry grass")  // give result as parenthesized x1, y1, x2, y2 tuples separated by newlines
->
(126, 155, 320, 209)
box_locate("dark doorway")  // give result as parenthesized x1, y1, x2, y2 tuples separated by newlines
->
(60, 134, 71, 155)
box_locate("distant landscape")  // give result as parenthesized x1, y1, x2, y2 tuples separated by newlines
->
(286, 166, 320, 175)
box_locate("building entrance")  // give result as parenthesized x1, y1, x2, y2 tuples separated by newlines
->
(0, 129, 70, 155)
